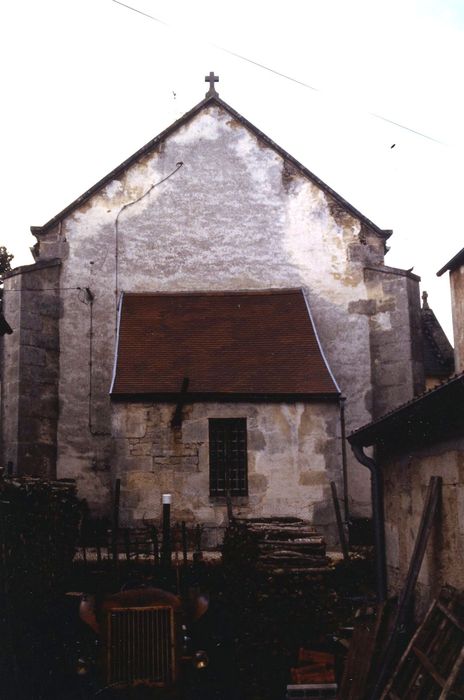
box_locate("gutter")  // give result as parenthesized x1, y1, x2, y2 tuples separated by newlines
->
(350, 444, 387, 602)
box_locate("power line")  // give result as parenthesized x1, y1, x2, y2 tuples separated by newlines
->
(112, 0, 318, 90)
(111, 0, 444, 145)
(112, 0, 168, 26)
(369, 112, 443, 144)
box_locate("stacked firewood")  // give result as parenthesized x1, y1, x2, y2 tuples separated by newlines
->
(235, 517, 329, 572)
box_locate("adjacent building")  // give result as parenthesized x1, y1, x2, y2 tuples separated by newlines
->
(349, 246, 464, 612)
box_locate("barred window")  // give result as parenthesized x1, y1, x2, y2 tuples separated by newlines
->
(209, 418, 248, 497)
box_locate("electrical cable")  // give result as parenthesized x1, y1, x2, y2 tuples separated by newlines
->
(2, 287, 83, 292)
(76, 286, 111, 437)
(111, 0, 444, 145)
(114, 160, 184, 324)
(112, 0, 318, 92)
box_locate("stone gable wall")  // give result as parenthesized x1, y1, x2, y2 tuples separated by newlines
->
(4, 103, 423, 522)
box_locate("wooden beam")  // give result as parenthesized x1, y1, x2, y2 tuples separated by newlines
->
(374, 475, 442, 699)
(330, 480, 349, 560)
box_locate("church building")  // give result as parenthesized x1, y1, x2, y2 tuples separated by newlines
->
(1, 74, 428, 543)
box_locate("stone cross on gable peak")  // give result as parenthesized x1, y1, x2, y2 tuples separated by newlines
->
(205, 71, 219, 97)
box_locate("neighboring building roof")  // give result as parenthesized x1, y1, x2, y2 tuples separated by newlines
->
(348, 372, 464, 450)
(31, 93, 391, 247)
(110, 289, 340, 400)
(421, 291, 454, 378)
(437, 247, 464, 276)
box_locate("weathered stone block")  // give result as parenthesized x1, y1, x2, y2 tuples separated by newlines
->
(348, 299, 376, 315)
(376, 363, 409, 388)
(153, 456, 182, 468)
(21, 346, 47, 367)
(112, 407, 147, 438)
(38, 297, 61, 317)
(122, 457, 152, 472)
(182, 419, 208, 443)
(181, 455, 199, 469)
(130, 443, 153, 457)
(21, 311, 43, 331)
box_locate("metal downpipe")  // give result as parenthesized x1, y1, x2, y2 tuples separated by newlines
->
(351, 444, 387, 602)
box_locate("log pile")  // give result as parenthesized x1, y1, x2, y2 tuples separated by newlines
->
(236, 517, 329, 572)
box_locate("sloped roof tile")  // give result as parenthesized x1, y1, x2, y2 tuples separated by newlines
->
(111, 289, 339, 400)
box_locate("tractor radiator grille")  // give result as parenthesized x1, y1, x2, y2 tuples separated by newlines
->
(106, 606, 175, 686)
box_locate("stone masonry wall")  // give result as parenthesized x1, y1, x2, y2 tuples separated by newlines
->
(2, 260, 61, 477)
(112, 400, 342, 546)
(365, 265, 425, 419)
(450, 264, 464, 373)
(21, 102, 421, 519)
(381, 437, 464, 619)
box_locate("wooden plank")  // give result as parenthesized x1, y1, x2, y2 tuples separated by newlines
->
(381, 590, 464, 699)
(181, 521, 188, 566)
(330, 481, 349, 560)
(437, 602, 464, 634)
(338, 603, 385, 699)
(411, 645, 446, 688)
(373, 476, 442, 699)
(438, 646, 464, 699)
(394, 477, 442, 629)
(111, 478, 121, 565)
(381, 600, 441, 698)
(379, 601, 435, 699)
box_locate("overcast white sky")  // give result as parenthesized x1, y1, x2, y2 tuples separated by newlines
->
(1, 0, 463, 337)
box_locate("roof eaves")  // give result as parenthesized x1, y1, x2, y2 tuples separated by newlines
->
(437, 247, 464, 276)
(123, 287, 303, 299)
(365, 263, 421, 282)
(31, 95, 390, 242)
(110, 392, 340, 403)
(348, 371, 464, 447)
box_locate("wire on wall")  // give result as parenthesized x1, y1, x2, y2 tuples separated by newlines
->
(2, 287, 84, 292)
(77, 286, 111, 437)
(114, 161, 184, 326)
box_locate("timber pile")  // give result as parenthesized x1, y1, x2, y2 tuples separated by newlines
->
(236, 517, 329, 572)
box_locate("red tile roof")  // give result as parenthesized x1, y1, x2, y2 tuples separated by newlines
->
(110, 289, 339, 400)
